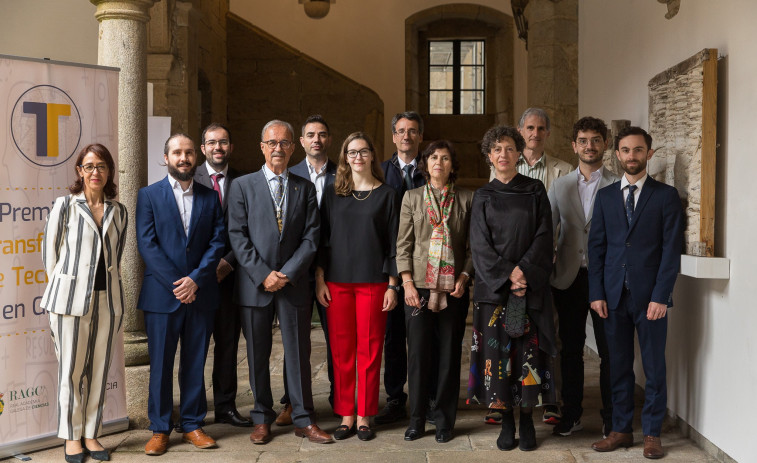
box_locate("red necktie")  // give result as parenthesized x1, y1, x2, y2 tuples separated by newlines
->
(212, 173, 224, 205)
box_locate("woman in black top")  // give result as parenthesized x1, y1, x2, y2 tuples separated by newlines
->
(467, 126, 557, 451)
(42, 144, 128, 462)
(316, 132, 399, 441)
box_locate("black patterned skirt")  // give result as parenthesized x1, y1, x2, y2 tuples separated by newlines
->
(467, 302, 556, 410)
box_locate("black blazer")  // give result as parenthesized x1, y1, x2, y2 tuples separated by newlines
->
(289, 158, 337, 189)
(194, 163, 242, 266)
(381, 153, 426, 196)
(227, 169, 320, 307)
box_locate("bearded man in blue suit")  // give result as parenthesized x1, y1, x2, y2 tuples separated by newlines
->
(136, 133, 226, 456)
(588, 126, 683, 460)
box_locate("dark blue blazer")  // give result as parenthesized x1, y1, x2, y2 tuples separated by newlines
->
(136, 176, 226, 313)
(289, 158, 337, 188)
(381, 153, 426, 196)
(588, 176, 684, 311)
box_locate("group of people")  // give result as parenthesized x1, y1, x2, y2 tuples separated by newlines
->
(42, 107, 683, 462)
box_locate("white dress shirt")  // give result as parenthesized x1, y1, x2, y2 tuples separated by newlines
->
(205, 162, 229, 202)
(305, 159, 328, 205)
(168, 174, 193, 236)
(577, 166, 604, 220)
(262, 164, 289, 229)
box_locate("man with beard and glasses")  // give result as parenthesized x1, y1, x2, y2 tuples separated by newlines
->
(228, 120, 331, 445)
(588, 126, 683, 460)
(193, 123, 251, 427)
(548, 117, 618, 439)
(137, 133, 226, 455)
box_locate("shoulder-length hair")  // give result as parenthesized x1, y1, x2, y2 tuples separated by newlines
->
(69, 143, 118, 198)
(334, 132, 385, 196)
(417, 139, 460, 184)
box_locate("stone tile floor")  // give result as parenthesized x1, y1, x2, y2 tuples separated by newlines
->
(11, 320, 716, 462)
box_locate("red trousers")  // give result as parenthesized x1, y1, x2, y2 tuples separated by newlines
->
(326, 282, 388, 417)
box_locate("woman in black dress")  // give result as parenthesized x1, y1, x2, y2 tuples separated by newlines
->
(316, 132, 400, 441)
(467, 126, 557, 451)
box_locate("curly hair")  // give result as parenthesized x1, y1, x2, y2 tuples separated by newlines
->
(572, 116, 607, 141)
(69, 143, 118, 198)
(417, 140, 460, 184)
(480, 125, 525, 166)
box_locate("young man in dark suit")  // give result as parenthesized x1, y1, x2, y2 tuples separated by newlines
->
(137, 133, 226, 455)
(588, 126, 684, 459)
(194, 123, 250, 427)
(227, 120, 332, 445)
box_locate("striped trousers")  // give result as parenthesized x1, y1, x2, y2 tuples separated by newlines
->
(49, 290, 120, 440)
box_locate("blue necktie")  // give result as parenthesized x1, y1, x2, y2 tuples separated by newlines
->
(625, 184, 637, 225)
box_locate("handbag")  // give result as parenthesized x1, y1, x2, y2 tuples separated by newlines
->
(503, 293, 526, 338)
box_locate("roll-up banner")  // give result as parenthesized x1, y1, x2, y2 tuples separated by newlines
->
(0, 55, 127, 457)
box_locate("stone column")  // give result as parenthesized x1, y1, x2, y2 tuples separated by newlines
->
(91, 0, 156, 428)
(526, 0, 578, 163)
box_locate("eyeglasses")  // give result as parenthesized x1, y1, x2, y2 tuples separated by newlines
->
(204, 139, 229, 148)
(394, 128, 419, 137)
(576, 137, 604, 147)
(346, 149, 372, 158)
(263, 139, 293, 150)
(80, 164, 108, 173)
(411, 297, 428, 316)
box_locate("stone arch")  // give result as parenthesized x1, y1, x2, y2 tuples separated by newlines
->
(405, 4, 515, 182)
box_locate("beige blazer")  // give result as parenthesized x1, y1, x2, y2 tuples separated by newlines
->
(542, 154, 573, 192)
(396, 186, 474, 287)
(41, 193, 128, 317)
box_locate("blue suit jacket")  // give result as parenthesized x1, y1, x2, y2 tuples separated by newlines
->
(136, 176, 226, 313)
(381, 153, 426, 196)
(588, 176, 684, 311)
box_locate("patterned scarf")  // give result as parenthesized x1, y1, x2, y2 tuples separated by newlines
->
(424, 182, 456, 311)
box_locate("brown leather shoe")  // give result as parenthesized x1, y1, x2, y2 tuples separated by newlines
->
(249, 423, 272, 445)
(275, 403, 293, 426)
(643, 435, 664, 459)
(145, 433, 170, 456)
(182, 428, 217, 449)
(591, 431, 634, 452)
(294, 424, 334, 444)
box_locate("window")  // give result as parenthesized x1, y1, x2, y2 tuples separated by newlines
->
(429, 40, 485, 114)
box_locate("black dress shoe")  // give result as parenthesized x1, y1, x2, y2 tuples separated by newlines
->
(64, 446, 84, 463)
(404, 427, 422, 441)
(435, 429, 452, 443)
(333, 424, 357, 440)
(82, 438, 110, 461)
(374, 399, 407, 425)
(216, 409, 253, 427)
(356, 425, 375, 441)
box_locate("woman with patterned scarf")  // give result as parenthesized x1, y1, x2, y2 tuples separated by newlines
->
(396, 140, 474, 444)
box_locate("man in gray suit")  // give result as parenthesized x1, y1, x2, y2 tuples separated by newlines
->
(194, 123, 251, 427)
(548, 117, 619, 438)
(227, 119, 332, 445)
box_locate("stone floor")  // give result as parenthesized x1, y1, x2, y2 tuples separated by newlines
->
(12, 320, 716, 462)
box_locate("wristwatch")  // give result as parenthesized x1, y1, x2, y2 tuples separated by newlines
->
(387, 284, 401, 292)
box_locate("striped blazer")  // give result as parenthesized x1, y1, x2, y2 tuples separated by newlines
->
(41, 193, 128, 317)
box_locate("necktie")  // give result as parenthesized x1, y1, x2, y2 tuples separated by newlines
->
(211, 173, 224, 206)
(625, 184, 637, 225)
(402, 164, 414, 192)
(275, 176, 284, 233)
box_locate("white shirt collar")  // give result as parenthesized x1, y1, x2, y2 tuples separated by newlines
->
(168, 174, 193, 192)
(262, 163, 287, 181)
(577, 165, 603, 183)
(306, 158, 328, 175)
(397, 156, 417, 171)
(205, 161, 228, 178)
(620, 172, 648, 190)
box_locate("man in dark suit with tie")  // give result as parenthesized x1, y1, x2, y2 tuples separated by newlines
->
(193, 123, 250, 427)
(227, 119, 332, 445)
(137, 133, 226, 455)
(549, 117, 619, 438)
(588, 126, 683, 459)
(376, 111, 426, 425)
(274, 115, 337, 425)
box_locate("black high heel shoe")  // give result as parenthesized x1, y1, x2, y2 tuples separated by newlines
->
(63, 442, 84, 463)
(82, 437, 111, 461)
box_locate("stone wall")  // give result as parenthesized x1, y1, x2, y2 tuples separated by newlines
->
(227, 14, 384, 173)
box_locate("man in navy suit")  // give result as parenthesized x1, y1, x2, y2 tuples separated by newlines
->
(588, 126, 683, 459)
(137, 133, 226, 455)
(275, 115, 337, 425)
(227, 119, 332, 445)
(194, 123, 251, 427)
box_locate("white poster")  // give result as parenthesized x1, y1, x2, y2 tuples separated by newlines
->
(0, 55, 127, 456)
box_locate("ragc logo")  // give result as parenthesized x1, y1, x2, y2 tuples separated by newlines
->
(11, 84, 82, 167)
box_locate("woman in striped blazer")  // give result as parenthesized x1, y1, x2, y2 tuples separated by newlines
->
(41, 144, 127, 463)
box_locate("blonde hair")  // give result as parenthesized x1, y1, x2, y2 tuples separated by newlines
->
(334, 132, 384, 196)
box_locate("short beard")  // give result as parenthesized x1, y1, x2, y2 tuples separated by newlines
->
(621, 160, 646, 176)
(168, 164, 196, 182)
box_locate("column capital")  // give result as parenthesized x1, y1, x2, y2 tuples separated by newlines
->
(90, 0, 157, 23)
